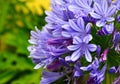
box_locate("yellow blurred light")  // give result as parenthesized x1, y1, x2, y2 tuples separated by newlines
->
(16, 20, 24, 27)
(112, 0, 116, 3)
(16, 0, 50, 15)
(26, 0, 50, 15)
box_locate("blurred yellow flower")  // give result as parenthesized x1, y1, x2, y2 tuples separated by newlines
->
(16, 0, 50, 15)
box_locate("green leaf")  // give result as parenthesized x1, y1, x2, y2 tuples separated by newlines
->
(0, 1, 9, 33)
(107, 49, 120, 67)
(11, 69, 42, 84)
(0, 71, 16, 84)
(0, 51, 33, 71)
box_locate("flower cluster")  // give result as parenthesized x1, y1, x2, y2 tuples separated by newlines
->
(28, 0, 120, 84)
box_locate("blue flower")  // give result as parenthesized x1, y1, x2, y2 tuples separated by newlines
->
(68, 0, 93, 18)
(117, 14, 120, 23)
(109, 66, 117, 74)
(90, 0, 116, 27)
(40, 71, 64, 84)
(74, 61, 83, 77)
(89, 64, 106, 84)
(80, 58, 106, 84)
(67, 34, 97, 62)
(110, 0, 120, 10)
(96, 45, 101, 57)
(113, 76, 120, 84)
(28, 27, 68, 69)
(112, 31, 120, 52)
(113, 66, 120, 84)
(62, 17, 91, 38)
(46, 0, 74, 24)
(97, 23, 114, 36)
(80, 57, 99, 71)
(28, 0, 119, 83)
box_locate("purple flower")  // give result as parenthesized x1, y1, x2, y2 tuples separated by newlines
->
(117, 14, 120, 23)
(112, 31, 120, 52)
(83, 16, 97, 24)
(68, 0, 93, 18)
(40, 71, 64, 84)
(28, 27, 68, 69)
(90, 0, 116, 27)
(62, 17, 91, 38)
(46, 0, 74, 24)
(111, 0, 120, 10)
(96, 45, 101, 57)
(80, 58, 106, 84)
(97, 23, 114, 36)
(74, 61, 83, 77)
(67, 35, 97, 62)
(89, 64, 106, 84)
(113, 66, 120, 84)
(99, 48, 109, 62)
(113, 76, 120, 84)
(47, 60, 61, 71)
(28, 0, 120, 83)
(80, 57, 99, 71)
(109, 66, 117, 74)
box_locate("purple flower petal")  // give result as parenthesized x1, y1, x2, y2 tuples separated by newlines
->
(77, 17, 85, 30)
(34, 63, 44, 69)
(67, 45, 80, 51)
(85, 23, 91, 33)
(94, 2, 103, 15)
(73, 36, 82, 44)
(71, 49, 81, 62)
(109, 66, 117, 74)
(68, 5, 81, 13)
(40, 71, 64, 84)
(74, 71, 81, 77)
(84, 49, 92, 62)
(96, 20, 105, 27)
(90, 12, 101, 19)
(62, 31, 71, 38)
(106, 17, 115, 22)
(80, 65, 92, 71)
(107, 6, 116, 16)
(65, 56, 72, 61)
(69, 19, 82, 32)
(88, 44, 97, 52)
(83, 34, 92, 43)
(102, 0, 108, 14)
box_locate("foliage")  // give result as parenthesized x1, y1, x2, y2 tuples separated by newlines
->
(0, 0, 49, 83)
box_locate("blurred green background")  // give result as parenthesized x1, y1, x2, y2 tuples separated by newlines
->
(0, 0, 50, 84)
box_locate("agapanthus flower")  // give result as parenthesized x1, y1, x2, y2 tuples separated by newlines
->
(74, 61, 83, 77)
(113, 66, 120, 84)
(117, 14, 120, 23)
(62, 17, 91, 38)
(28, 27, 68, 69)
(112, 31, 120, 52)
(88, 64, 106, 84)
(110, 0, 120, 10)
(96, 45, 101, 57)
(40, 71, 64, 84)
(28, 0, 120, 83)
(109, 66, 117, 74)
(97, 23, 114, 36)
(90, 0, 116, 27)
(68, 0, 93, 18)
(67, 35, 97, 62)
(80, 58, 106, 84)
